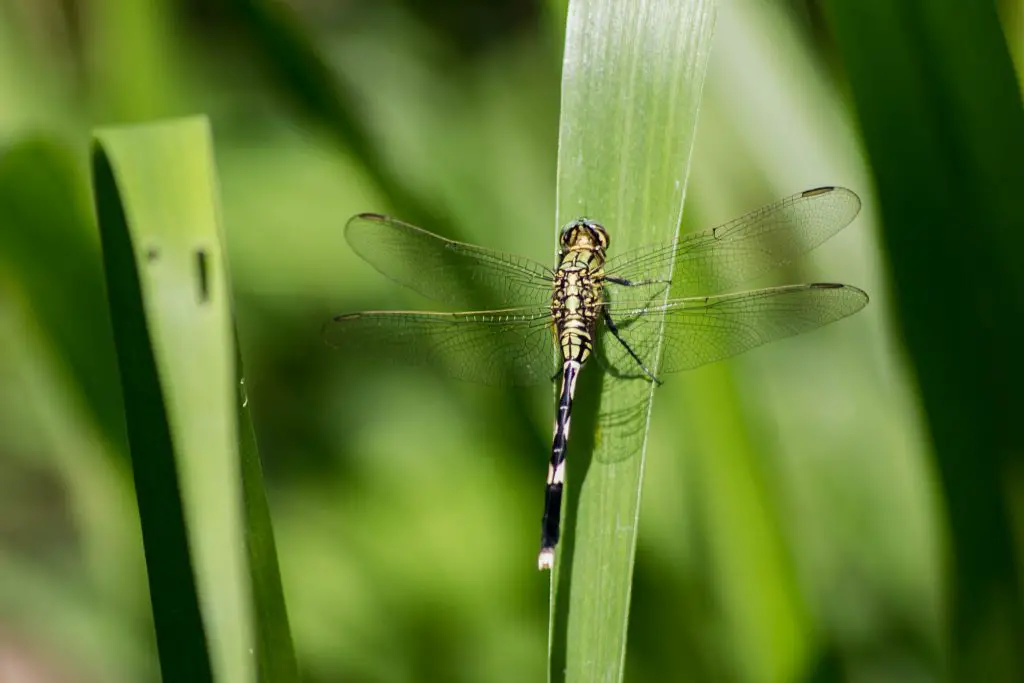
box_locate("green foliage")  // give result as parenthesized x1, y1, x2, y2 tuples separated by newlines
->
(0, 1, 1022, 682)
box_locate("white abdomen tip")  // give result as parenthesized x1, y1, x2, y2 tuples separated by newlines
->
(538, 548, 555, 570)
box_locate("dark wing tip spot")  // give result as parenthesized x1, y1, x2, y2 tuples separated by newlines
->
(323, 314, 363, 348)
(810, 282, 871, 305)
(801, 186, 836, 197)
(346, 213, 390, 230)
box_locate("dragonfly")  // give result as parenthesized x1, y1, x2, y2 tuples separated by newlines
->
(325, 186, 869, 569)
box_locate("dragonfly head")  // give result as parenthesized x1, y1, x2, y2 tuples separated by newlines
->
(559, 218, 609, 254)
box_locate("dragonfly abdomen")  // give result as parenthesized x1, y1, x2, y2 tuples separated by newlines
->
(539, 359, 581, 569)
(557, 319, 594, 365)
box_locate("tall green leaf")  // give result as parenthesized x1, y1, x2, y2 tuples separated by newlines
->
(93, 117, 297, 682)
(824, 1, 1024, 679)
(549, 1, 718, 680)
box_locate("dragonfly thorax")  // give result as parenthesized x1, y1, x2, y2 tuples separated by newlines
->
(559, 218, 609, 255)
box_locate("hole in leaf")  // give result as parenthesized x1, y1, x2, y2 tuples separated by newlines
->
(195, 249, 210, 303)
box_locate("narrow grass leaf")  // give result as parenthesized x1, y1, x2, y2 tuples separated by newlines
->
(93, 117, 295, 682)
(550, 1, 718, 681)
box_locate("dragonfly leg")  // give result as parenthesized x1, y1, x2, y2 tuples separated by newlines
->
(605, 275, 671, 287)
(602, 309, 663, 385)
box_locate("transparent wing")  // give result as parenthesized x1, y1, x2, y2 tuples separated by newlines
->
(346, 213, 554, 306)
(599, 283, 868, 377)
(604, 187, 862, 299)
(324, 307, 556, 386)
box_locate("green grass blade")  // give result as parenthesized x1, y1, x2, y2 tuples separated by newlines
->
(93, 117, 295, 682)
(550, 1, 718, 680)
(824, 1, 1024, 679)
(237, 369, 300, 681)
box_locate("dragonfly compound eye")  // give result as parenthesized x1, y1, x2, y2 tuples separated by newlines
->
(559, 221, 581, 249)
(588, 222, 609, 249)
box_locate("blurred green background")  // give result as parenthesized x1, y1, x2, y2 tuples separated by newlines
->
(1, 0, 1023, 682)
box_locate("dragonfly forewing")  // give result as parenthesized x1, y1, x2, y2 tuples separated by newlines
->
(603, 186, 861, 299)
(345, 213, 555, 308)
